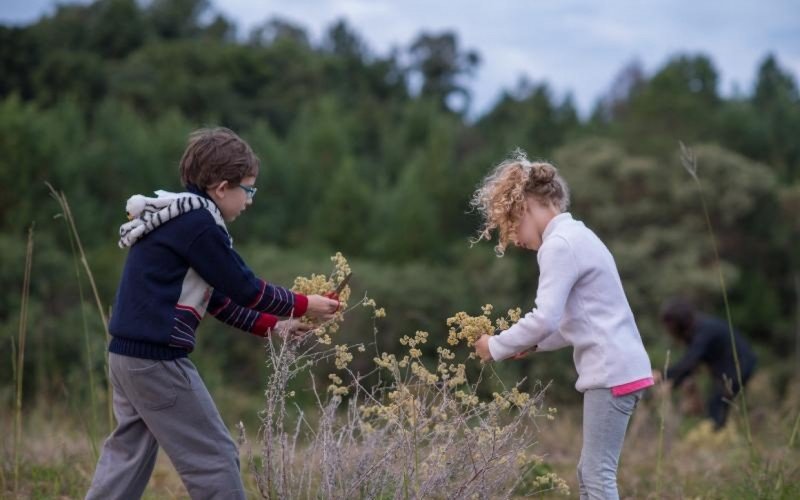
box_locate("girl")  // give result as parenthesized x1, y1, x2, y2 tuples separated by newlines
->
(472, 150, 652, 500)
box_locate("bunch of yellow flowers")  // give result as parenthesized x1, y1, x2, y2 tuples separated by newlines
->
(446, 304, 523, 349)
(291, 252, 353, 344)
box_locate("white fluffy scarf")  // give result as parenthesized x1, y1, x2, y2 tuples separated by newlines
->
(119, 190, 228, 248)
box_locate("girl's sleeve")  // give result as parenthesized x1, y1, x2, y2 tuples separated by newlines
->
(488, 236, 579, 361)
(207, 289, 278, 337)
(534, 329, 570, 352)
(186, 225, 308, 317)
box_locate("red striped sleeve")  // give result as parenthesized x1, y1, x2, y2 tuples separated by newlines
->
(252, 313, 279, 337)
(291, 293, 308, 317)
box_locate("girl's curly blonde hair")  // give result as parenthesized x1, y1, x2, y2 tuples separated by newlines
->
(470, 149, 570, 256)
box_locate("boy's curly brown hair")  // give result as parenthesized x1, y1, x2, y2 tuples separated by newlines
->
(471, 149, 570, 256)
(179, 127, 260, 189)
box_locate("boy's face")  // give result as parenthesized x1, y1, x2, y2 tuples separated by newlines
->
(207, 175, 256, 222)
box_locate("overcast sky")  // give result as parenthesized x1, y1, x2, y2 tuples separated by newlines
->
(2, 0, 799, 117)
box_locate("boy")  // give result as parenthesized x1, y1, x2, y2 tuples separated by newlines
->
(86, 127, 339, 499)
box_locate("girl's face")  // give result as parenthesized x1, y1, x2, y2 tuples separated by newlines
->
(207, 175, 256, 222)
(513, 196, 560, 251)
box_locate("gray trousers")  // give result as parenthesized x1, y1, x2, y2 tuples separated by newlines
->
(86, 353, 246, 500)
(577, 388, 642, 500)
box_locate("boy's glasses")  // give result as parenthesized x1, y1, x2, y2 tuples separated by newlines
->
(238, 184, 257, 199)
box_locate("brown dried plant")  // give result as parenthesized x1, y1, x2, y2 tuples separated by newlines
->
(244, 253, 567, 499)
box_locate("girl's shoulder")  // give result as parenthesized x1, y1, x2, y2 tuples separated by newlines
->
(545, 220, 615, 265)
(547, 217, 593, 246)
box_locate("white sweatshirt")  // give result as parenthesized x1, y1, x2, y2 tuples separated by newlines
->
(488, 213, 652, 392)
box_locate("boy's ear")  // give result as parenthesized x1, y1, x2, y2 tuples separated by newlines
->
(210, 180, 229, 198)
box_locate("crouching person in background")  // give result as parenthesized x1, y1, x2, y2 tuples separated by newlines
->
(656, 297, 757, 431)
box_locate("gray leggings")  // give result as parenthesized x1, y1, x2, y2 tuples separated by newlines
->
(578, 388, 642, 500)
(86, 353, 245, 500)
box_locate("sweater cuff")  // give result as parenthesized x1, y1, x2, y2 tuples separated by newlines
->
(292, 293, 308, 317)
(252, 313, 279, 337)
(488, 335, 513, 361)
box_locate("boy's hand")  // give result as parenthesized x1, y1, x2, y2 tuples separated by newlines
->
(475, 334, 493, 362)
(305, 294, 340, 321)
(275, 319, 312, 339)
(652, 369, 663, 384)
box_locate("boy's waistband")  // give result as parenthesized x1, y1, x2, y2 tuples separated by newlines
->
(109, 337, 189, 360)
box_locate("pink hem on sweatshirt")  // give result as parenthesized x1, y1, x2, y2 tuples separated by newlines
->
(611, 377, 654, 397)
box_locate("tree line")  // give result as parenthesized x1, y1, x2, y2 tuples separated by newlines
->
(1, 0, 798, 402)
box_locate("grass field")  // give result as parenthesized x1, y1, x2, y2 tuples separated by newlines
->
(3, 369, 798, 499)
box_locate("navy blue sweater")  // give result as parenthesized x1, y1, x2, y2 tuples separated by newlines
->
(666, 315, 757, 388)
(108, 201, 307, 360)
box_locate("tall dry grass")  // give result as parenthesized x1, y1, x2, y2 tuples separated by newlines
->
(47, 183, 113, 443)
(679, 142, 754, 453)
(241, 255, 569, 499)
(678, 143, 800, 497)
(654, 350, 670, 497)
(12, 224, 34, 496)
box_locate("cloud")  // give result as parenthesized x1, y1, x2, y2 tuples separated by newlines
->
(2, 0, 798, 117)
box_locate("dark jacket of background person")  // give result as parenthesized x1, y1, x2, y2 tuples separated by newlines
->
(666, 313, 757, 428)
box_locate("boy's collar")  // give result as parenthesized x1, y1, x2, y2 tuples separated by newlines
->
(186, 184, 226, 221)
(186, 183, 213, 201)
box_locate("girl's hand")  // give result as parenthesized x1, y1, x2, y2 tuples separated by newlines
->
(305, 294, 339, 321)
(475, 334, 493, 362)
